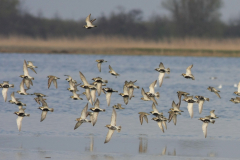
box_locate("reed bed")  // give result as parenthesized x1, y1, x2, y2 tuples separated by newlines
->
(1, 36, 240, 56)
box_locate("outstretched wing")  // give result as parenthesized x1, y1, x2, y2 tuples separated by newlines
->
(74, 121, 83, 130)
(104, 129, 115, 143)
(202, 122, 208, 138)
(110, 108, 117, 126)
(186, 64, 193, 75)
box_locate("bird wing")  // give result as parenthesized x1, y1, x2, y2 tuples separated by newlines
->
(162, 121, 167, 130)
(85, 14, 92, 25)
(23, 60, 29, 76)
(48, 76, 54, 89)
(11, 92, 17, 102)
(53, 79, 58, 89)
(123, 85, 128, 95)
(40, 111, 48, 122)
(128, 88, 134, 99)
(149, 96, 158, 105)
(152, 103, 158, 112)
(30, 68, 37, 74)
(157, 122, 164, 133)
(104, 129, 115, 143)
(187, 103, 194, 118)
(210, 110, 215, 117)
(109, 65, 113, 71)
(106, 92, 112, 106)
(141, 88, 149, 100)
(172, 101, 179, 110)
(173, 114, 177, 125)
(92, 112, 99, 126)
(90, 18, 96, 23)
(20, 79, 25, 92)
(123, 97, 129, 105)
(81, 103, 88, 119)
(16, 116, 23, 131)
(139, 114, 144, 125)
(74, 121, 83, 130)
(110, 108, 117, 126)
(97, 63, 101, 72)
(238, 81, 240, 92)
(149, 80, 156, 94)
(143, 115, 148, 123)
(202, 122, 208, 138)
(91, 89, 96, 103)
(79, 72, 89, 85)
(159, 62, 165, 69)
(97, 83, 102, 96)
(94, 98, 100, 108)
(214, 92, 221, 99)
(24, 79, 31, 89)
(186, 64, 193, 75)
(158, 73, 165, 87)
(198, 100, 204, 114)
(2, 88, 8, 102)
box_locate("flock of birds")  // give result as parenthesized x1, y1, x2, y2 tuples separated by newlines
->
(1, 14, 240, 143)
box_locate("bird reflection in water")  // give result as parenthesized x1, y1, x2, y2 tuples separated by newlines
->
(168, 148, 176, 156)
(138, 135, 148, 153)
(85, 134, 94, 152)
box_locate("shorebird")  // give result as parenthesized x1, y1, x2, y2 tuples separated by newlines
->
(67, 80, 80, 92)
(27, 61, 37, 74)
(92, 77, 108, 96)
(38, 102, 54, 122)
(168, 110, 181, 125)
(177, 91, 189, 106)
(109, 65, 120, 78)
(152, 117, 165, 133)
(234, 81, 240, 96)
(207, 86, 221, 99)
(89, 99, 105, 126)
(141, 88, 158, 105)
(79, 71, 96, 104)
(102, 87, 118, 106)
(33, 93, 47, 105)
(112, 103, 125, 109)
(138, 112, 150, 125)
(104, 108, 121, 143)
(183, 96, 198, 118)
(209, 110, 219, 119)
(199, 116, 215, 138)
(169, 101, 184, 112)
(146, 80, 160, 99)
(64, 75, 77, 83)
(1, 81, 14, 102)
(182, 64, 195, 80)
(150, 103, 163, 117)
(119, 85, 129, 105)
(47, 75, 60, 89)
(155, 62, 170, 87)
(83, 14, 97, 29)
(195, 96, 209, 114)
(70, 90, 83, 100)
(14, 106, 30, 131)
(230, 97, 240, 104)
(96, 59, 107, 72)
(20, 60, 34, 80)
(125, 80, 139, 100)
(74, 103, 91, 130)
(16, 79, 32, 95)
(8, 92, 26, 106)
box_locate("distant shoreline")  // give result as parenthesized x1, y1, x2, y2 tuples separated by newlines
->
(1, 46, 240, 57)
(1, 36, 240, 57)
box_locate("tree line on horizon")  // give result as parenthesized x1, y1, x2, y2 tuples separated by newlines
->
(0, 0, 240, 39)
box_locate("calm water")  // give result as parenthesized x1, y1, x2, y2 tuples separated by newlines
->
(0, 53, 240, 159)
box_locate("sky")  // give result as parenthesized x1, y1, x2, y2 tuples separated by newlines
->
(20, 0, 240, 23)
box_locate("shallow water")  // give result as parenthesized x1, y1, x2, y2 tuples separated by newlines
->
(0, 53, 240, 159)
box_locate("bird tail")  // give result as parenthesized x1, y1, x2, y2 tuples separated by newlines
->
(166, 68, 170, 73)
(117, 126, 121, 132)
(50, 108, 54, 112)
(206, 98, 210, 101)
(211, 120, 215, 124)
(25, 113, 30, 117)
(103, 80, 108, 83)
